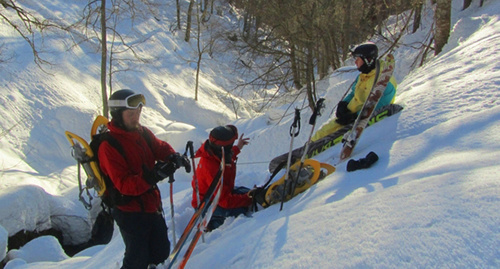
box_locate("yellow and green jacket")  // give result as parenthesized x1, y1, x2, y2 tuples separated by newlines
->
(312, 60, 397, 141)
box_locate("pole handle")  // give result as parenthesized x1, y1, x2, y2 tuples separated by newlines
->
(289, 108, 301, 137)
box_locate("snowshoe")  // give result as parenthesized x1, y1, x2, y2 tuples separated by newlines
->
(65, 115, 110, 209)
(90, 115, 109, 137)
(262, 159, 335, 207)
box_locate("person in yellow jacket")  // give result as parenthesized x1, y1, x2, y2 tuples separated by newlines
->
(312, 42, 397, 141)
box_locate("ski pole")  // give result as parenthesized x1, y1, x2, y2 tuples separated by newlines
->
(290, 98, 325, 196)
(186, 140, 205, 243)
(168, 174, 177, 245)
(280, 108, 301, 211)
(186, 142, 201, 208)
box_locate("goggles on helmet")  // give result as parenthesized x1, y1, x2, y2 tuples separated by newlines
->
(351, 53, 364, 59)
(108, 93, 146, 109)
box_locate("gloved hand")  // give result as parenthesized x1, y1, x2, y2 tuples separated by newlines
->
(335, 101, 350, 118)
(248, 187, 267, 208)
(168, 153, 191, 173)
(143, 161, 176, 185)
(346, 151, 379, 172)
(335, 101, 357, 125)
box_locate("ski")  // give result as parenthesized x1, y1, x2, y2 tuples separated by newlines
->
(179, 148, 225, 269)
(177, 151, 225, 269)
(340, 54, 395, 161)
(186, 141, 204, 244)
(268, 104, 403, 173)
(166, 149, 225, 269)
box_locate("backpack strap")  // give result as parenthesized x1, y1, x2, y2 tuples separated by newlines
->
(100, 132, 126, 157)
(141, 128, 153, 149)
(99, 128, 153, 157)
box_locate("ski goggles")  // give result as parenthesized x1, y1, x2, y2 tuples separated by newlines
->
(351, 53, 364, 59)
(108, 93, 146, 109)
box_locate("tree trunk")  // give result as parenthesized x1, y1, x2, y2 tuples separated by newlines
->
(185, 0, 195, 42)
(328, 27, 340, 70)
(479, 0, 484, 7)
(176, 0, 181, 30)
(100, 0, 108, 118)
(242, 11, 250, 41)
(253, 15, 261, 43)
(290, 44, 302, 90)
(434, 0, 451, 55)
(317, 39, 329, 80)
(306, 45, 315, 110)
(463, 0, 472, 10)
(108, 48, 113, 100)
(341, 1, 352, 61)
(413, 1, 423, 33)
(195, 4, 202, 101)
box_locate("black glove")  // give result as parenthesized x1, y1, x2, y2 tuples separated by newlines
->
(168, 153, 192, 173)
(335, 101, 357, 125)
(143, 161, 176, 185)
(336, 101, 349, 118)
(182, 155, 191, 173)
(248, 187, 267, 208)
(346, 151, 379, 172)
(143, 165, 161, 185)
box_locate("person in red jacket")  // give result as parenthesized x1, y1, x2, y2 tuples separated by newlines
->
(98, 89, 189, 269)
(192, 125, 252, 231)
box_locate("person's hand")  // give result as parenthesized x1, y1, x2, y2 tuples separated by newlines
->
(247, 186, 266, 206)
(155, 161, 177, 179)
(237, 133, 250, 150)
(335, 101, 357, 125)
(335, 101, 350, 118)
(143, 165, 161, 185)
(168, 153, 191, 173)
(143, 162, 176, 185)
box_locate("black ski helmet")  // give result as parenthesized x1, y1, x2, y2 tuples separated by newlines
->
(351, 42, 378, 73)
(108, 89, 146, 124)
(209, 125, 238, 147)
(207, 125, 238, 161)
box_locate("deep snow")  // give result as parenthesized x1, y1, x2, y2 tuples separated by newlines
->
(0, 0, 499, 268)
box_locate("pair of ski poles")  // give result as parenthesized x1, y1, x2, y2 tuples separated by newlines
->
(168, 141, 201, 246)
(279, 98, 325, 211)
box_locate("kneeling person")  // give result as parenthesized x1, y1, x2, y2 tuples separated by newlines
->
(192, 125, 252, 231)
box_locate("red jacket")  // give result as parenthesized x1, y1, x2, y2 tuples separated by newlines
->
(191, 141, 252, 209)
(98, 121, 176, 213)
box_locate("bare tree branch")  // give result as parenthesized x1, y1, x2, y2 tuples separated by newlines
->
(0, 0, 68, 67)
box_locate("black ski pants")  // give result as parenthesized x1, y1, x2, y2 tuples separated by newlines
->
(112, 208, 170, 269)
